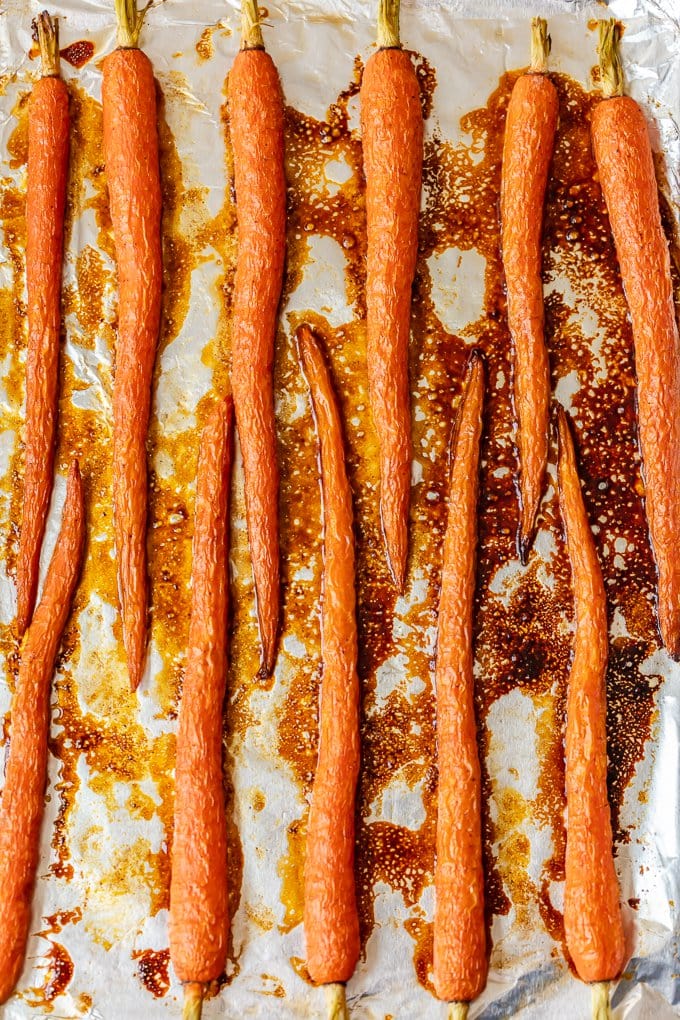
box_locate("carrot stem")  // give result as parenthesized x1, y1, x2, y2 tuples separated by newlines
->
(182, 982, 203, 1020)
(598, 19, 624, 98)
(240, 0, 264, 50)
(113, 0, 151, 49)
(448, 1005, 470, 1020)
(35, 11, 59, 77)
(377, 0, 400, 49)
(591, 982, 612, 1020)
(530, 17, 550, 74)
(325, 983, 349, 1020)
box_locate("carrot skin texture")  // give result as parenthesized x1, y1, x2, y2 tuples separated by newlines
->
(169, 399, 233, 984)
(592, 96, 680, 659)
(433, 354, 487, 1004)
(17, 75, 69, 634)
(557, 410, 625, 983)
(298, 327, 360, 985)
(227, 49, 286, 677)
(361, 48, 423, 589)
(102, 47, 162, 691)
(0, 462, 84, 1004)
(501, 73, 558, 560)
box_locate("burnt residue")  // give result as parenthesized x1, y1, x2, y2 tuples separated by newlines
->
(60, 41, 95, 69)
(132, 948, 171, 998)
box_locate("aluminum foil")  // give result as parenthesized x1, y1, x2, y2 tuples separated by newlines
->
(0, 0, 678, 1017)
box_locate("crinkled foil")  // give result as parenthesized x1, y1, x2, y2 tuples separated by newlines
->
(0, 0, 678, 1018)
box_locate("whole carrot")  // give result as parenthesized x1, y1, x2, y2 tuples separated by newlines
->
(557, 408, 625, 1020)
(102, 0, 162, 690)
(297, 325, 360, 1020)
(592, 20, 680, 659)
(227, 0, 286, 677)
(360, 0, 422, 589)
(169, 399, 233, 1020)
(433, 352, 487, 1020)
(0, 461, 84, 1004)
(501, 18, 558, 563)
(16, 12, 69, 635)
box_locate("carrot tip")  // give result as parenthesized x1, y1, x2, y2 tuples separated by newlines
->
(447, 1004, 470, 1020)
(182, 983, 204, 1020)
(518, 532, 532, 566)
(591, 981, 612, 1020)
(325, 983, 349, 1020)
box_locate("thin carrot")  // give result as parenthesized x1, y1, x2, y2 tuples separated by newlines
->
(501, 18, 558, 563)
(16, 12, 69, 635)
(432, 352, 487, 1017)
(557, 407, 625, 1019)
(102, 0, 162, 690)
(0, 461, 84, 1004)
(591, 19, 680, 659)
(169, 398, 233, 1020)
(360, 0, 422, 590)
(227, 0, 286, 678)
(297, 325, 360, 1015)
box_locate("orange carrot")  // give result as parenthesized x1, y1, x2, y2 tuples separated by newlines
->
(297, 325, 360, 1017)
(227, 0, 286, 677)
(169, 399, 233, 1020)
(102, 0, 162, 690)
(16, 12, 69, 634)
(557, 407, 625, 1019)
(360, 0, 422, 589)
(501, 18, 558, 562)
(591, 20, 680, 659)
(433, 352, 487, 1019)
(0, 461, 84, 1004)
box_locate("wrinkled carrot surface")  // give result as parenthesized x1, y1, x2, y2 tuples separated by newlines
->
(501, 21, 558, 562)
(227, 7, 286, 678)
(297, 325, 360, 985)
(17, 15, 69, 634)
(0, 462, 84, 1004)
(557, 408, 625, 984)
(169, 399, 233, 1001)
(433, 352, 487, 1006)
(102, 26, 162, 691)
(360, 15, 422, 589)
(592, 89, 680, 658)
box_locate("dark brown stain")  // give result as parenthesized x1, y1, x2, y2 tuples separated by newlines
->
(132, 947, 171, 998)
(60, 41, 95, 69)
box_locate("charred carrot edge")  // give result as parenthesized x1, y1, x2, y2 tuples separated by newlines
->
(227, 0, 286, 678)
(169, 399, 233, 1020)
(360, 0, 423, 590)
(102, 0, 162, 690)
(16, 11, 69, 635)
(296, 325, 360, 1006)
(556, 408, 625, 1017)
(0, 461, 84, 1004)
(591, 20, 680, 659)
(501, 18, 558, 563)
(432, 352, 487, 1011)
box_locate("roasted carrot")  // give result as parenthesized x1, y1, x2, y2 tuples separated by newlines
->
(501, 18, 558, 563)
(557, 407, 625, 1019)
(360, 0, 422, 589)
(227, 0, 286, 678)
(0, 461, 84, 1004)
(297, 325, 360, 1019)
(102, 0, 162, 690)
(16, 12, 69, 635)
(591, 20, 680, 659)
(169, 399, 233, 1020)
(433, 352, 487, 1019)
